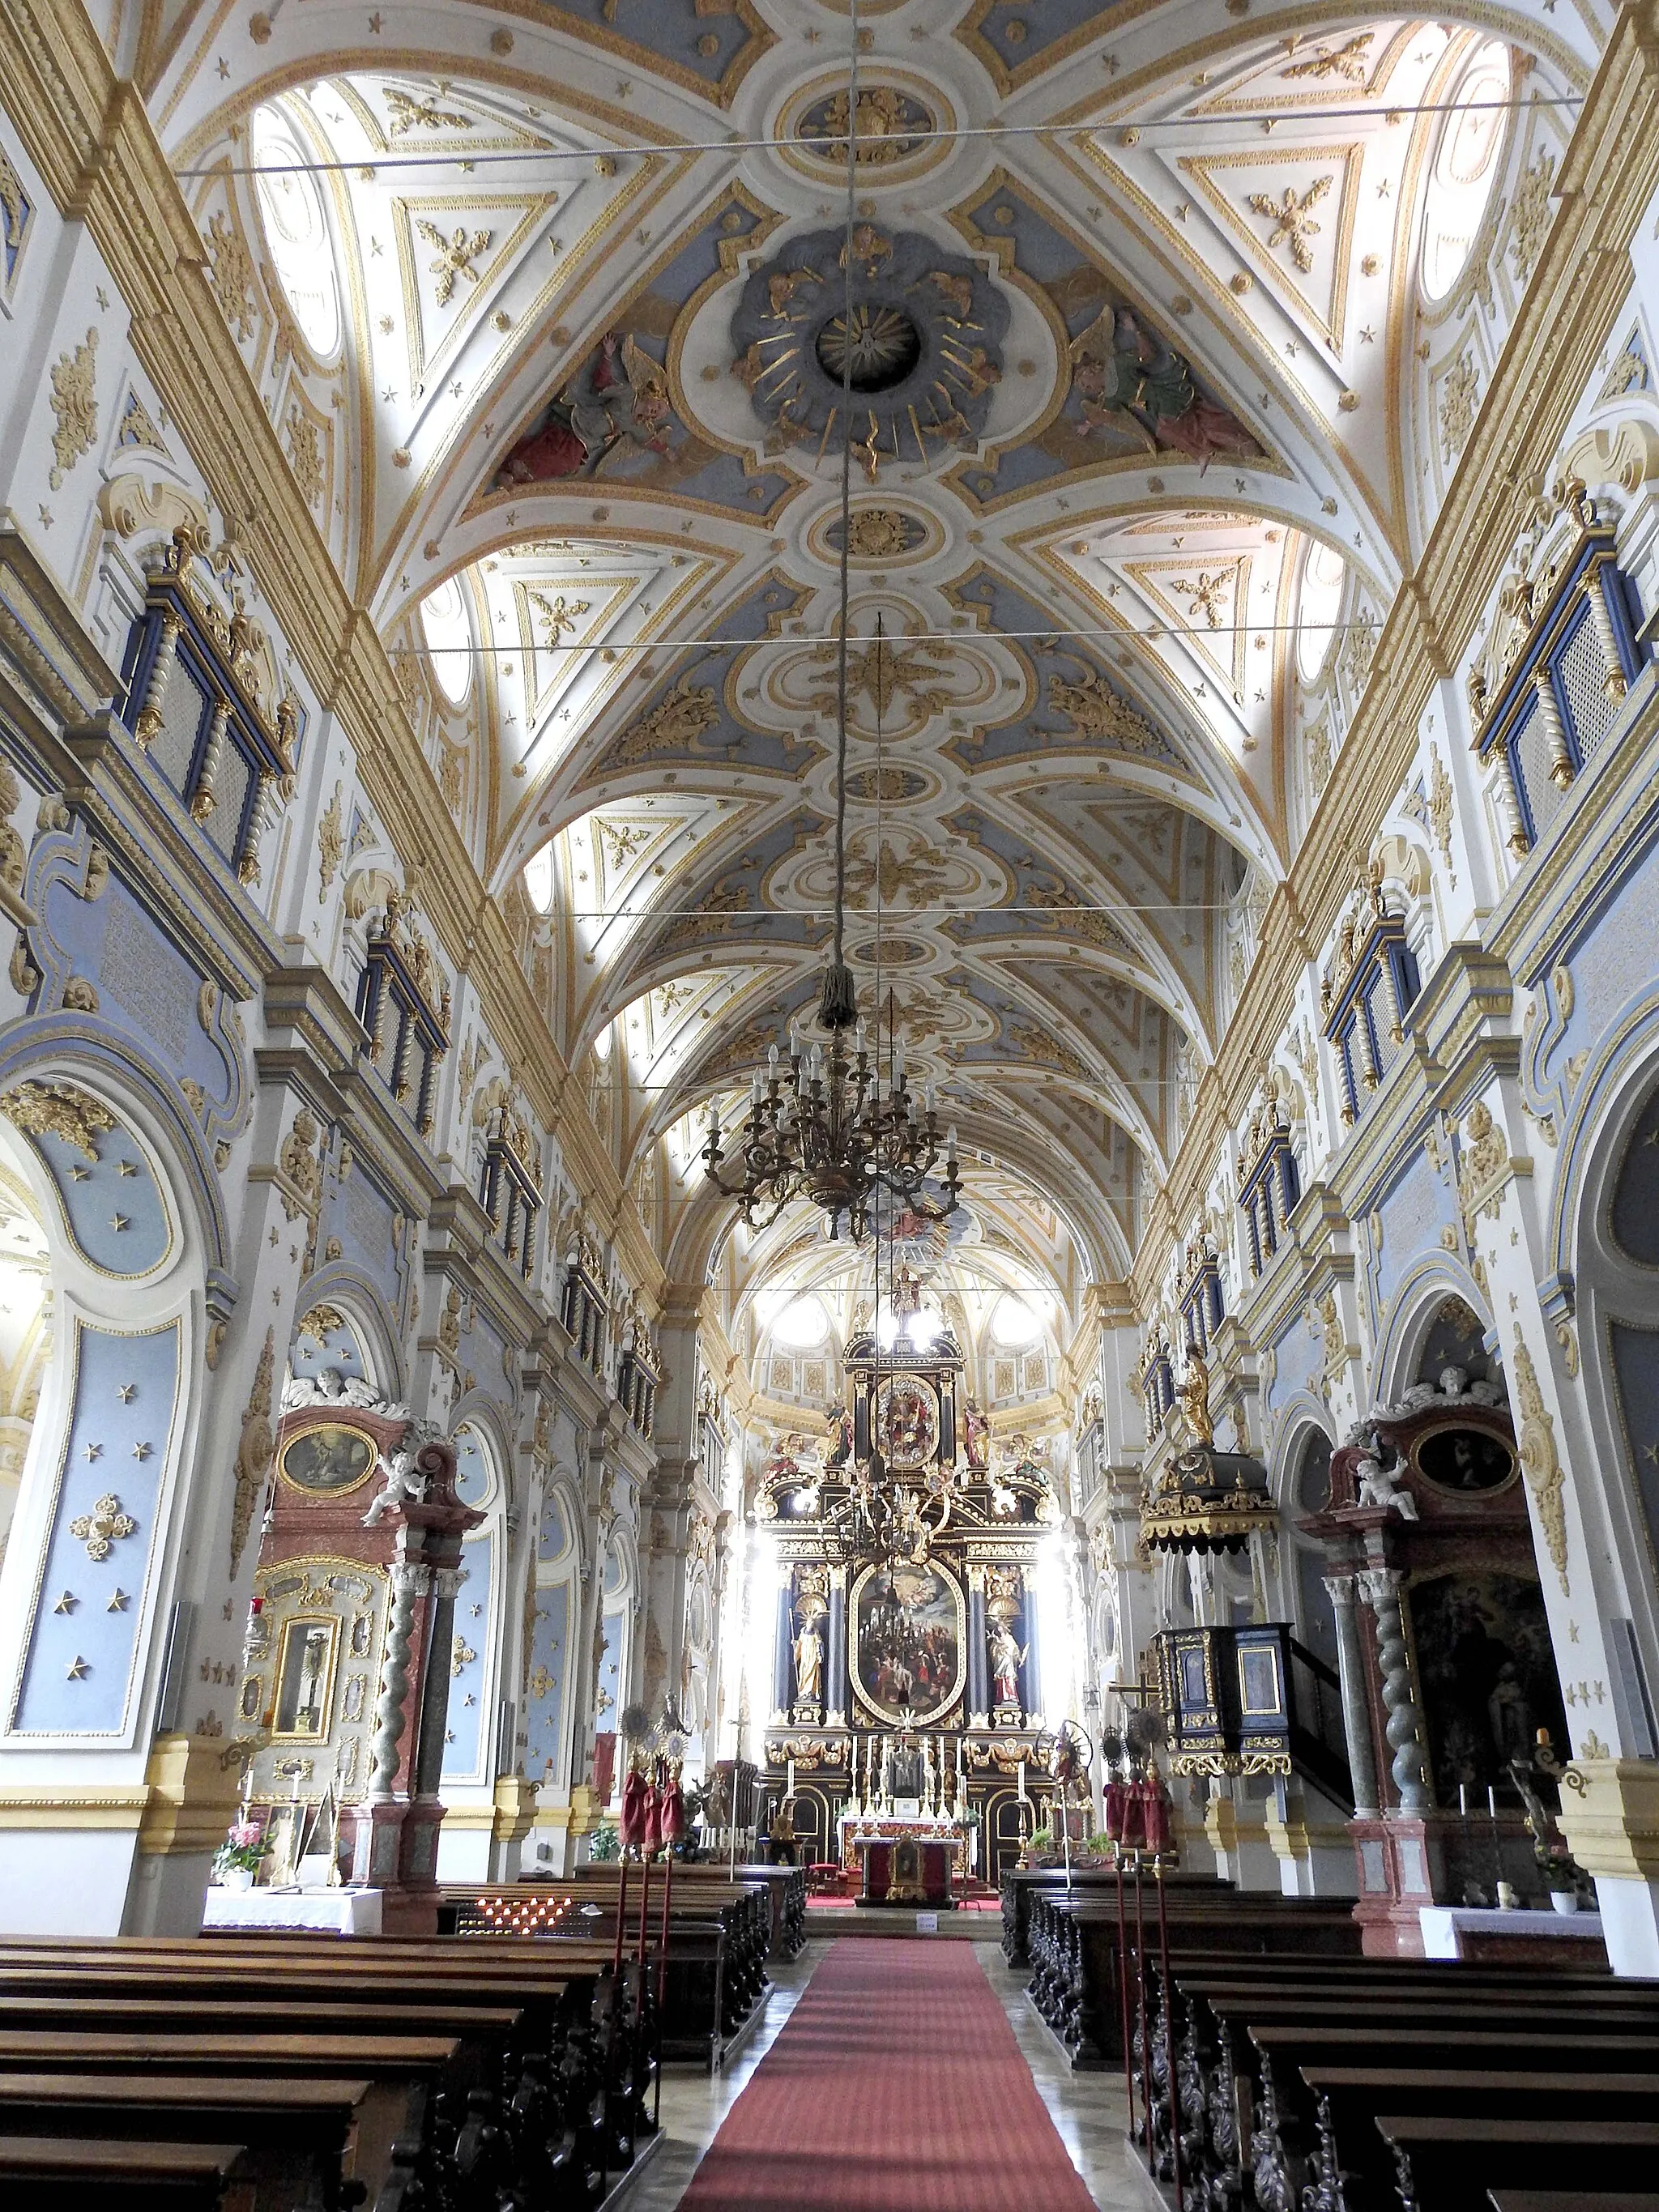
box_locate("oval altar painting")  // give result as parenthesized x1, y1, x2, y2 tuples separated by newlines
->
(279, 1422, 377, 1496)
(854, 1562, 962, 1723)
(1413, 1425, 1516, 1496)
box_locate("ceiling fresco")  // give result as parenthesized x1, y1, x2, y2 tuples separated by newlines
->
(158, 0, 1596, 1287)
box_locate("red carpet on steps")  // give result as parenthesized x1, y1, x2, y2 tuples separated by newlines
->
(676, 1938, 1098, 2210)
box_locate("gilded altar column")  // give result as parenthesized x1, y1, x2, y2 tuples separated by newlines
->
(826, 1565, 848, 1728)
(1323, 1571, 1380, 1817)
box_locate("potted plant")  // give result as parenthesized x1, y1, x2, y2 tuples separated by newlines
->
(1536, 1835, 1586, 1913)
(215, 1819, 271, 1893)
(588, 1821, 621, 1863)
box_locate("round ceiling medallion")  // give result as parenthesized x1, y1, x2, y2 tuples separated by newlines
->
(851, 935, 932, 965)
(815, 303, 923, 394)
(809, 504, 938, 569)
(731, 228, 1008, 478)
(775, 75, 953, 185)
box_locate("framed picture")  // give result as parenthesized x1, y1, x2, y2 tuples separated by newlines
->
(874, 1375, 939, 1472)
(851, 1560, 964, 1723)
(278, 1422, 378, 1497)
(272, 1614, 341, 1740)
(1410, 1421, 1517, 1496)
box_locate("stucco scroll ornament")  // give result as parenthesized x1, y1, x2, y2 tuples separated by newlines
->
(230, 1326, 276, 1575)
(48, 326, 98, 490)
(1511, 1332, 1569, 1596)
(0, 1079, 117, 1159)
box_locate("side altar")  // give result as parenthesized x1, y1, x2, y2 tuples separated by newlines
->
(754, 1279, 1058, 1884)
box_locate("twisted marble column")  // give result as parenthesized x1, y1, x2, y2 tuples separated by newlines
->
(1322, 1572, 1380, 1816)
(369, 1559, 429, 1798)
(1358, 1567, 1431, 1811)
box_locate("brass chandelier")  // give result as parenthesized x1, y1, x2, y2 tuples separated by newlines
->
(700, 26, 961, 1245)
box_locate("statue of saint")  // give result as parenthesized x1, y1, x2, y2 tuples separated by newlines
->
(793, 1616, 825, 1704)
(1177, 1339, 1214, 1447)
(963, 1400, 991, 1472)
(988, 1621, 1026, 1707)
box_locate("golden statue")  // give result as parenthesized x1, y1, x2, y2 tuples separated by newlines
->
(1177, 1339, 1214, 1447)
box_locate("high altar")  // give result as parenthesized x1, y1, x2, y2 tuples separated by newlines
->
(757, 1280, 1055, 1893)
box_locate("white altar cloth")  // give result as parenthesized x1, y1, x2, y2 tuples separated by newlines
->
(203, 1886, 382, 1935)
(1418, 1903, 1603, 1959)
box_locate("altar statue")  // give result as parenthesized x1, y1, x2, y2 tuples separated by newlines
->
(963, 1400, 990, 1472)
(793, 1615, 825, 1705)
(823, 1402, 853, 1473)
(1177, 1338, 1214, 1447)
(989, 1620, 1026, 1707)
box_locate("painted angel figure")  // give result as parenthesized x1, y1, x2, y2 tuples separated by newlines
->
(963, 1400, 991, 1472)
(1068, 303, 1256, 469)
(494, 331, 674, 487)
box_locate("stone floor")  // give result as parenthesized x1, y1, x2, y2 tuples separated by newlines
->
(614, 1939, 1153, 2211)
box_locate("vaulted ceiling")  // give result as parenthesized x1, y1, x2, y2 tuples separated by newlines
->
(156, 0, 1600, 1286)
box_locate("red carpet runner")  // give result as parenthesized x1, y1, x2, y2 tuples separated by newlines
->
(677, 1938, 1099, 2210)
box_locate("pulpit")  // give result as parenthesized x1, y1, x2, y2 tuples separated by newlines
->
(857, 1835, 954, 1907)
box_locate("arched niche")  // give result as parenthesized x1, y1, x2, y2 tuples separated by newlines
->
(440, 1417, 505, 1793)
(1573, 1063, 1659, 1724)
(522, 1474, 584, 1796)
(0, 1066, 213, 1932)
(0, 1153, 50, 1568)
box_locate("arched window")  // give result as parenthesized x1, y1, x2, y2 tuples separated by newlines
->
(419, 578, 473, 707)
(1296, 540, 1346, 682)
(1420, 41, 1512, 304)
(249, 104, 341, 359)
(523, 845, 555, 914)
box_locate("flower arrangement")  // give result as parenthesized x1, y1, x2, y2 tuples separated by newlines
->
(589, 1821, 621, 1863)
(1535, 1834, 1583, 1894)
(215, 1820, 271, 1878)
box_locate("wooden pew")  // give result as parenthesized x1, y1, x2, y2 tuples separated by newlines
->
(441, 1877, 772, 2065)
(1294, 2068, 1659, 2212)
(0, 1937, 650, 2210)
(1489, 2197, 1659, 2211)
(1143, 1957, 1659, 2201)
(1025, 1888, 1360, 2067)
(1000, 1864, 1230, 1969)
(0, 2135, 245, 2210)
(0, 2078, 369, 2212)
(1375, 2116, 1659, 2211)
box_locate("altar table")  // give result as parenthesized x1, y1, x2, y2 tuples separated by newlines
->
(203, 1886, 383, 1935)
(857, 1838, 953, 1908)
(1418, 1903, 1606, 1966)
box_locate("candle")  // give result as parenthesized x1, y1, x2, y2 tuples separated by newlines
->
(1459, 1784, 1468, 1818)
(787, 1757, 795, 1799)
(1487, 1785, 1497, 1819)
(1018, 1758, 1027, 1802)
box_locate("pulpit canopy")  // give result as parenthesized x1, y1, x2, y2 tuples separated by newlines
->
(1140, 1445, 1277, 1554)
